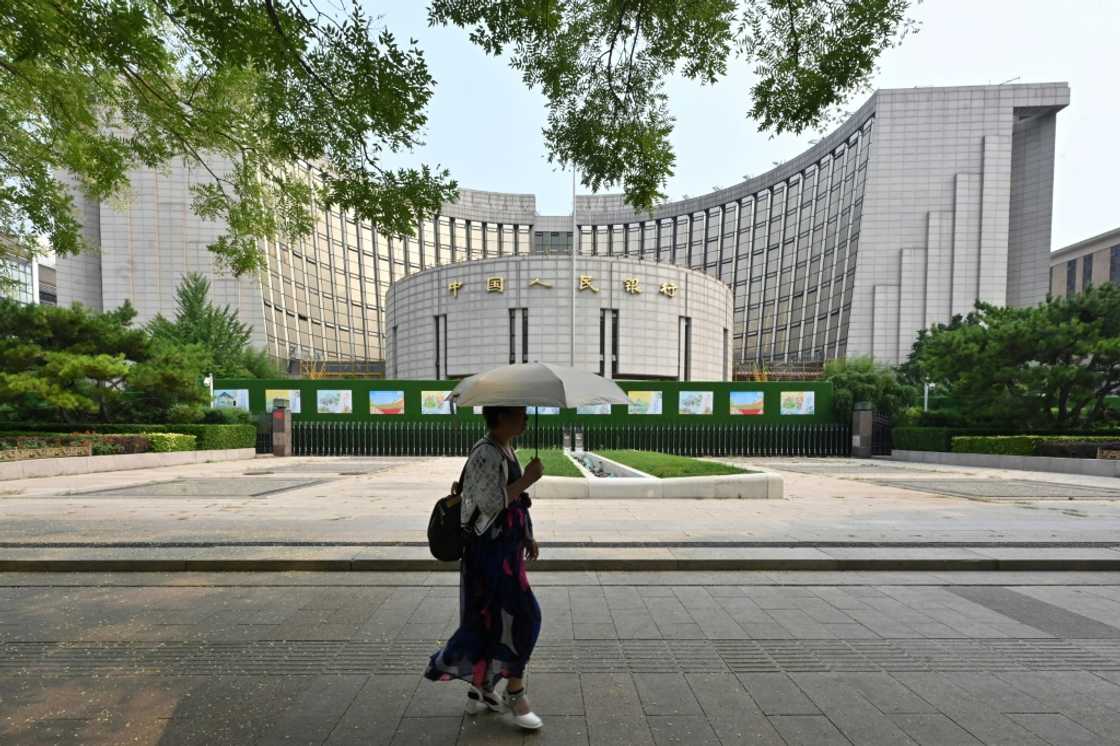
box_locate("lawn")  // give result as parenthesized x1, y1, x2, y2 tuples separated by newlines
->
(596, 450, 749, 478)
(516, 448, 583, 478)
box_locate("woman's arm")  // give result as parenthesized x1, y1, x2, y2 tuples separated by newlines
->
(505, 456, 543, 503)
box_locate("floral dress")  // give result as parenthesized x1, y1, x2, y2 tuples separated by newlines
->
(424, 438, 541, 689)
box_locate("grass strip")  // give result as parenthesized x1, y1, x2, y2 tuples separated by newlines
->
(516, 448, 583, 478)
(596, 450, 748, 478)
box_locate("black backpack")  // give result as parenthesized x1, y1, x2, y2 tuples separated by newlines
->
(427, 443, 485, 561)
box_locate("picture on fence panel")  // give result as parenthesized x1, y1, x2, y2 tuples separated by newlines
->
(678, 391, 714, 415)
(576, 403, 611, 415)
(527, 406, 560, 415)
(369, 390, 405, 415)
(627, 391, 663, 415)
(780, 391, 816, 415)
(265, 389, 302, 413)
(316, 390, 353, 414)
(421, 390, 453, 415)
(212, 389, 249, 410)
(729, 391, 765, 416)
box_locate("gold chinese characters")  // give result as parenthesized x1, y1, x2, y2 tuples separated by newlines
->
(658, 282, 678, 298)
(487, 276, 505, 293)
(623, 278, 641, 295)
(578, 275, 599, 293)
(447, 281, 463, 297)
(528, 278, 553, 288)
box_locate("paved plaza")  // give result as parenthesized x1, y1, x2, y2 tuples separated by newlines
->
(2, 570, 1120, 744)
(2, 455, 1120, 742)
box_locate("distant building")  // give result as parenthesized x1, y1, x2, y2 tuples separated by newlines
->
(1048, 226, 1120, 298)
(57, 82, 1069, 373)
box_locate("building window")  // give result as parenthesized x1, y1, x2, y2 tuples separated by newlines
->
(522, 309, 529, 363)
(1111, 245, 1120, 285)
(679, 316, 693, 381)
(1066, 260, 1076, 297)
(509, 309, 517, 365)
(1082, 254, 1093, 291)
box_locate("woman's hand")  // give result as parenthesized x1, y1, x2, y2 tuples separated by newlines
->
(523, 457, 544, 485)
(524, 539, 540, 561)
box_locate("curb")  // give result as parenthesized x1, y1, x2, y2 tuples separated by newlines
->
(3, 558, 1120, 572)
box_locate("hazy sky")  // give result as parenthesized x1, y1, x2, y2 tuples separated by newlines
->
(375, 1, 1118, 249)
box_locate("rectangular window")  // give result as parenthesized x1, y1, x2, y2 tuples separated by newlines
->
(611, 310, 620, 378)
(509, 309, 517, 365)
(1066, 260, 1076, 297)
(599, 310, 607, 376)
(1112, 245, 1120, 285)
(1083, 254, 1093, 291)
(522, 308, 529, 363)
(434, 316, 441, 378)
(679, 316, 693, 381)
(723, 327, 729, 380)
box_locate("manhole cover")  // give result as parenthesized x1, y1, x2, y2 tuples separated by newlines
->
(878, 479, 1120, 500)
(76, 478, 327, 498)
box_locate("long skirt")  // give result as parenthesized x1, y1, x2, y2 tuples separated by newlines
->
(424, 499, 541, 689)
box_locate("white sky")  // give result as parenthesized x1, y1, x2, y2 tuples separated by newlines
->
(375, 0, 1119, 249)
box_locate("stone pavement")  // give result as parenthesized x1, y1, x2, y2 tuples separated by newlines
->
(2, 455, 1120, 570)
(2, 570, 1120, 744)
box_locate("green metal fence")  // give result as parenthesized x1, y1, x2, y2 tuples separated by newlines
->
(291, 421, 849, 457)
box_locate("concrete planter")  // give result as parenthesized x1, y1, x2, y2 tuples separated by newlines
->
(0, 445, 91, 462)
(890, 449, 1120, 477)
(0, 448, 258, 481)
(529, 451, 783, 499)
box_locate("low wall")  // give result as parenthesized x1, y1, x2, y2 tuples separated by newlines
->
(0, 448, 258, 481)
(530, 471, 783, 499)
(889, 450, 1120, 477)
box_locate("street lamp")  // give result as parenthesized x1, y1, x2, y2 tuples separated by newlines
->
(923, 381, 936, 412)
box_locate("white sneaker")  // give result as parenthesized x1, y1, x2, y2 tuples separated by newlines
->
(466, 686, 503, 715)
(505, 687, 543, 730)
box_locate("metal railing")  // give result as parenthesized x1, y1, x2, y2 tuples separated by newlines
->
(255, 431, 273, 454)
(289, 421, 850, 458)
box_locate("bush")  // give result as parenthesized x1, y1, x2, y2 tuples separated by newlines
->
(951, 435, 1120, 458)
(893, 427, 953, 452)
(1035, 437, 1120, 459)
(145, 433, 197, 452)
(200, 407, 257, 425)
(0, 433, 152, 455)
(171, 424, 256, 450)
(0, 422, 255, 450)
(952, 436, 1039, 456)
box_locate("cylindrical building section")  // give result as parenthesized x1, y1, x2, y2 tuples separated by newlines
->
(385, 256, 733, 380)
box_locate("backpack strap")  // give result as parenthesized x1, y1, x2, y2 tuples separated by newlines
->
(455, 440, 491, 535)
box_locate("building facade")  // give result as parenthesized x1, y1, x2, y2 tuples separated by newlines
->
(386, 256, 733, 380)
(1048, 226, 1120, 299)
(57, 82, 1068, 372)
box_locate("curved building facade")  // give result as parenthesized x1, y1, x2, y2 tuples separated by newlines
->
(386, 256, 733, 380)
(57, 82, 1068, 372)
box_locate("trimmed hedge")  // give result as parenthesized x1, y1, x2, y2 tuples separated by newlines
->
(892, 427, 954, 452)
(0, 433, 153, 456)
(951, 435, 1120, 458)
(170, 424, 255, 450)
(146, 433, 197, 452)
(0, 423, 255, 450)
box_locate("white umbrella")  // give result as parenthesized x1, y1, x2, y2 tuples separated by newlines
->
(448, 363, 630, 454)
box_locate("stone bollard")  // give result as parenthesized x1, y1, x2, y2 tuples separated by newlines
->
(851, 401, 873, 458)
(271, 399, 292, 457)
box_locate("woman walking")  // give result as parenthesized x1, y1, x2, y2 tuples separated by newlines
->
(424, 405, 545, 730)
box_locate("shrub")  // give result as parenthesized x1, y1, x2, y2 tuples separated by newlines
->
(893, 427, 952, 452)
(952, 436, 1039, 456)
(1035, 437, 1120, 459)
(200, 407, 257, 425)
(145, 433, 197, 452)
(171, 424, 256, 450)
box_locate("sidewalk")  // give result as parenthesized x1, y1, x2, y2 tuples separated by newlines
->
(2, 570, 1119, 745)
(2, 455, 1119, 572)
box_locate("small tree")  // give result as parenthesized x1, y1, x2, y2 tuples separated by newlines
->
(0, 298, 208, 422)
(149, 273, 279, 378)
(906, 284, 1120, 430)
(825, 356, 915, 423)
